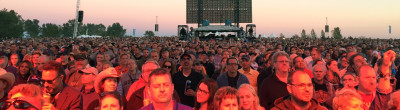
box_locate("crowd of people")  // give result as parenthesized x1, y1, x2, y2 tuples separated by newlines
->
(0, 36, 400, 110)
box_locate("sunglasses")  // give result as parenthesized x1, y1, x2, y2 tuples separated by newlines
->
(163, 65, 172, 68)
(41, 76, 60, 84)
(122, 49, 129, 51)
(1, 99, 38, 110)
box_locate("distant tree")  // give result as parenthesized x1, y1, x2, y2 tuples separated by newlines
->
(106, 22, 126, 37)
(24, 19, 40, 38)
(321, 30, 326, 39)
(0, 9, 23, 39)
(301, 29, 307, 38)
(41, 23, 60, 37)
(310, 29, 317, 39)
(292, 34, 300, 38)
(85, 23, 106, 36)
(144, 30, 155, 37)
(61, 19, 75, 37)
(332, 27, 343, 39)
(279, 33, 285, 38)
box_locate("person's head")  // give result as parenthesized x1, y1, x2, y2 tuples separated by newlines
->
(102, 61, 113, 71)
(180, 54, 193, 69)
(240, 55, 251, 70)
(32, 53, 41, 66)
(9, 54, 19, 66)
(97, 53, 105, 62)
(238, 84, 262, 110)
(226, 57, 239, 74)
(340, 56, 349, 68)
(160, 49, 170, 59)
(293, 56, 306, 70)
(118, 53, 130, 66)
(147, 68, 174, 104)
(36, 55, 50, 72)
(42, 60, 65, 94)
(96, 60, 106, 72)
(222, 51, 230, 58)
(195, 78, 219, 110)
(141, 60, 160, 83)
(311, 49, 321, 61)
(192, 60, 203, 73)
(104, 53, 111, 61)
(272, 51, 290, 74)
(287, 70, 313, 103)
(313, 64, 327, 81)
(214, 86, 239, 110)
(100, 92, 123, 110)
(388, 90, 400, 110)
(74, 53, 88, 69)
(95, 67, 120, 93)
(357, 65, 377, 93)
(80, 67, 98, 85)
(143, 49, 149, 58)
(349, 54, 367, 72)
(150, 50, 159, 61)
(0, 68, 15, 92)
(161, 60, 176, 75)
(326, 59, 338, 72)
(4, 84, 42, 110)
(127, 59, 137, 72)
(18, 60, 34, 76)
(0, 56, 9, 68)
(332, 89, 363, 110)
(341, 73, 358, 89)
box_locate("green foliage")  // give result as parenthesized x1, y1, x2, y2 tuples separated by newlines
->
(41, 23, 60, 37)
(301, 29, 307, 38)
(292, 34, 300, 38)
(106, 22, 126, 37)
(61, 19, 75, 37)
(84, 23, 106, 36)
(24, 19, 40, 38)
(321, 30, 326, 39)
(279, 33, 285, 38)
(144, 30, 155, 37)
(0, 9, 23, 39)
(310, 29, 317, 39)
(332, 27, 343, 39)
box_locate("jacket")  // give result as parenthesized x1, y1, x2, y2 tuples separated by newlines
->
(54, 84, 83, 110)
(139, 100, 193, 110)
(271, 96, 327, 110)
(216, 72, 250, 89)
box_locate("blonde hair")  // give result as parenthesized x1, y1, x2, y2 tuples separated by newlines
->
(8, 84, 42, 99)
(332, 89, 362, 110)
(238, 84, 263, 110)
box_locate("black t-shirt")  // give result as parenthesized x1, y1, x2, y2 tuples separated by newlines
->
(312, 79, 329, 104)
(227, 74, 239, 88)
(172, 70, 204, 107)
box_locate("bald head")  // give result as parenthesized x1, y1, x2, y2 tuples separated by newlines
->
(37, 55, 50, 71)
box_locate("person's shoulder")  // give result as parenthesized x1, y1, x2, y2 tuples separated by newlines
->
(139, 104, 153, 110)
(176, 102, 194, 110)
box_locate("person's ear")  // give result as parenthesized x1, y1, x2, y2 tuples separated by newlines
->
(287, 84, 292, 94)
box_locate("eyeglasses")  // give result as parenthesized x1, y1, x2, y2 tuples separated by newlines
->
(197, 89, 209, 94)
(227, 63, 237, 66)
(181, 58, 191, 61)
(1, 99, 38, 110)
(41, 76, 60, 84)
(289, 83, 313, 90)
(122, 49, 129, 51)
(163, 65, 172, 69)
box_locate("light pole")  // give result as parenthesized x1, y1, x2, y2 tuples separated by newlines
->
(73, 0, 80, 38)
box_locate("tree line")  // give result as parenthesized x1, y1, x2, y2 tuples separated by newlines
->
(0, 8, 126, 39)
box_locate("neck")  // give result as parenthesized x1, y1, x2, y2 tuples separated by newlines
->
(227, 71, 237, 77)
(243, 67, 250, 72)
(84, 82, 94, 89)
(313, 79, 324, 85)
(358, 86, 374, 95)
(291, 96, 310, 110)
(275, 71, 288, 83)
(153, 99, 174, 110)
(182, 68, 191, 75)
(199, 103, 208, 110)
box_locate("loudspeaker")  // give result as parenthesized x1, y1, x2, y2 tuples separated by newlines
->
(155, 24, 159, 32)
(78, 11, 84, 22)
(325, 25, 329, 33)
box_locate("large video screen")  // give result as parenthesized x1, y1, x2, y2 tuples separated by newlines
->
(187, 0, 252, 24)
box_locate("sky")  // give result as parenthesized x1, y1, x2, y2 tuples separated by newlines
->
(1, 0, 399, 38)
